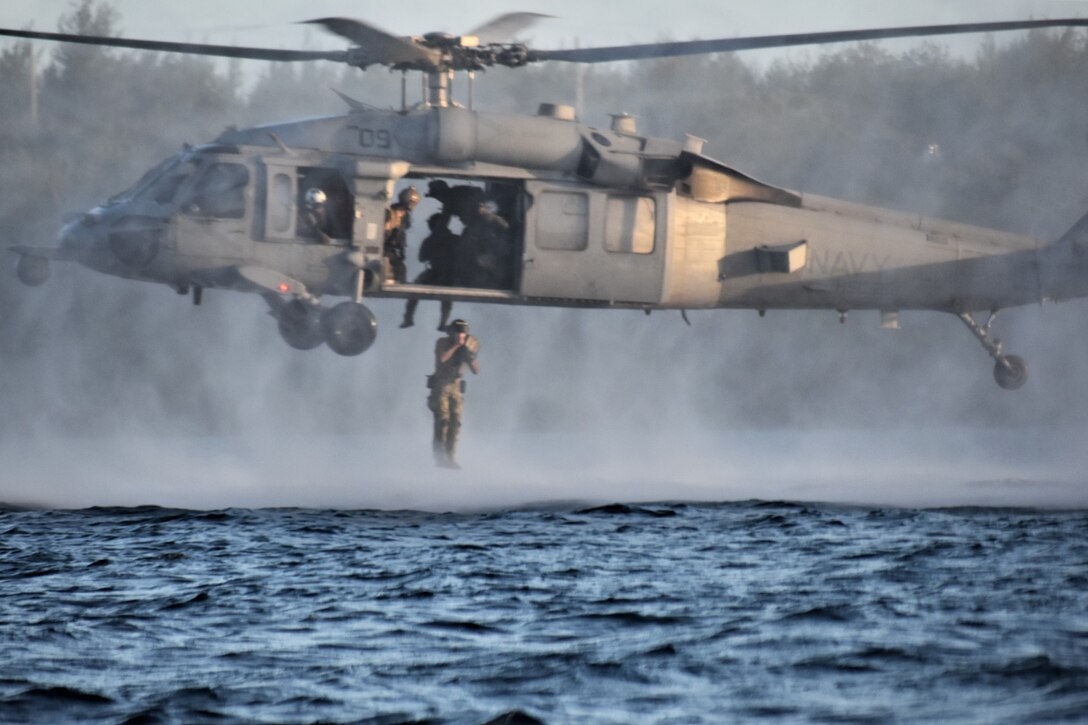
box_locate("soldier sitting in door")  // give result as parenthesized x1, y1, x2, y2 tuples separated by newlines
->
(459, 198, 511, 289)
(401, 213, 458, 330)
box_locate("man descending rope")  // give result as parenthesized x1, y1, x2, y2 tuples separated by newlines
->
(427, 319, 480, 469)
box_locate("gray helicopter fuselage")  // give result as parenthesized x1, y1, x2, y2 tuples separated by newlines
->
(51, 104, 1076, 320)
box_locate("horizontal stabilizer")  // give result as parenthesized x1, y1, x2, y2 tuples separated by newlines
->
(1055, 210, 1088, 255)
(1039, 211, 1088, 301)
(8, 245, 84, 262)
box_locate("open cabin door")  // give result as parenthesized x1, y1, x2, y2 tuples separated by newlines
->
(521, 181, 665, 304)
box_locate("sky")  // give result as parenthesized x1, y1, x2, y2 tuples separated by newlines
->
(1, 0, 1087, 66)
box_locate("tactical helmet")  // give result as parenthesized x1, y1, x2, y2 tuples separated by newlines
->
(449, 319, 469, 334)
(426, 180, 449, 198)
(398, 186, 421, 207)
(304, 188, 327, 208)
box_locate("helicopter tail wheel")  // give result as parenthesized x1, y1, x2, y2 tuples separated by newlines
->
(277, 299, 325, 351)
(321, 301, 378, 356)
(958, 312, 1029, 391)
(994, 355, 1028, 391)
(15, 255, 50, 286)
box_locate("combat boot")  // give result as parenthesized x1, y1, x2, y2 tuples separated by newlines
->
(402, 298, 419, 328)
(437, 301, 452, 331)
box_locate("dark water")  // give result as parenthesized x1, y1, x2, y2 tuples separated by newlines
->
(2, 502, 1087, 724)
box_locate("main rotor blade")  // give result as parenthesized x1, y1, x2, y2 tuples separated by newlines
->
(0, 27, 348, 63)
(530, 18, 1088, 63)
(467, 12, 553, 44)
(304, 17, 440, 66)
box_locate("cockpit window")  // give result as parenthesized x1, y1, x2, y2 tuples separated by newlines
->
(110, 152, 185, 204)
(182, 163, 249, 219)
(140, 163, 195, 205)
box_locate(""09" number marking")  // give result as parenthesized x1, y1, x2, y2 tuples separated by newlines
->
(357, 128, 392, 149)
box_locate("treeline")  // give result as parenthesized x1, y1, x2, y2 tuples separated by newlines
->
(1, 0, 1087, 433)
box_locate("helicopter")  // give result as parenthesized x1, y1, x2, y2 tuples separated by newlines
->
(3, 14, 1088, 390)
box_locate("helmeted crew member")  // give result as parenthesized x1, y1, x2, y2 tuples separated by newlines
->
(401, 213, 457, 330)
(384, 186, 420, 282)
(302, 187, 331, 243)
(428, 319, 480, 469)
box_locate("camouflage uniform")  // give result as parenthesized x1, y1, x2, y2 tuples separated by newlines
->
(460, 205, 511, 289)
(428, 332, 480, 467)
(384, 187, 420, 283)
(383, 204, 411, 282)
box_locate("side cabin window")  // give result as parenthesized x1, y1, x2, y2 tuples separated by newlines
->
(182, 163, 249, 219)
(537, 191, 589, 251)
(605, 195, 655, 254)
(269, 173, 293, 234)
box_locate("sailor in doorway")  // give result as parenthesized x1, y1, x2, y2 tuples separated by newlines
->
(383, 186, 420, 282)
(401, 212, 458, 330)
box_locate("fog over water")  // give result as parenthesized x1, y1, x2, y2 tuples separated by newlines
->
(1, 3, 1088, 510)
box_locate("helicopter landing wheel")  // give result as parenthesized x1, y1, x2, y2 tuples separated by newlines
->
(993, 355, 1028, 391)
(277, 299, 324, 351)
(958, 312, 1029, 391)
(321, 301, 378, 356)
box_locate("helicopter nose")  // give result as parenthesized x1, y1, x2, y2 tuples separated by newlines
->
(60, 209, 167, 271)
(103, 214, 167, 269)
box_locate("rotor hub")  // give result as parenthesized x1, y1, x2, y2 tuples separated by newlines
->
(376, 42, 531, 74)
